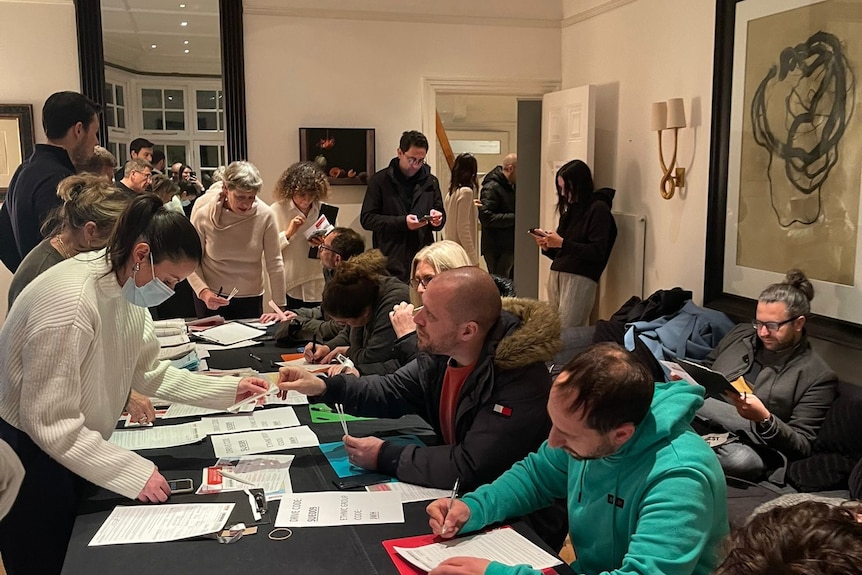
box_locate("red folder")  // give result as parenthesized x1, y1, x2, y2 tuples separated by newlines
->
(381, 526, 561, 575)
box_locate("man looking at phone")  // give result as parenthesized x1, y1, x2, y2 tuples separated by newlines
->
(426, 343, 728, 575)
(478, 153, 517, 278)
(360, 130, 445, 282)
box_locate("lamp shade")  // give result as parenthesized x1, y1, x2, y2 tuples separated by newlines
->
(651, 102, 667, 131)
(666, 98, 686, 129)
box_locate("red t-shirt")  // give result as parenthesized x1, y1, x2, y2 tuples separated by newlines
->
(439, 360, 477, 445)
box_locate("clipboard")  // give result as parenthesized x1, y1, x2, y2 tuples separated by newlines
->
(308, 203, 339, 258)
(675, 358, 753, 399)
(170, 488, 271, 527)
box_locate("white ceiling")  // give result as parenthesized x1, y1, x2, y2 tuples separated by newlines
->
(102, 0, 221, 76)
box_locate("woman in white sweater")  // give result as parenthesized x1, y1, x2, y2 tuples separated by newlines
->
(0, 195, 268, 575)
(442, 153, 479, 265)
(270, 161, 330, 308)
(187, 160, 287, 319)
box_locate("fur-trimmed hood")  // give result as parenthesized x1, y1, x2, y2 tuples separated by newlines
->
(492, 297, 562, 371)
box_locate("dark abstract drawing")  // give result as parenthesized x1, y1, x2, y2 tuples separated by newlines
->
(750, 30, 855, 227)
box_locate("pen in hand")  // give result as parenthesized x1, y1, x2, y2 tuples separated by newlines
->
(440, 477, 460, 535)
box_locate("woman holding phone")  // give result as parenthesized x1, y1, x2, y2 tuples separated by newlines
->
(533, 160, 617, 328)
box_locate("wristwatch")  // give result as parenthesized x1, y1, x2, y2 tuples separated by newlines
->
(757, 414, 773, 428)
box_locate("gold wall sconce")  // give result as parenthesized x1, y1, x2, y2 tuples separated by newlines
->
(651, 98, 686, 200)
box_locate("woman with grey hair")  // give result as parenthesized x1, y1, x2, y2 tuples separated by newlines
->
(187, 160, 287, 319)
(696, 269, 837, 482)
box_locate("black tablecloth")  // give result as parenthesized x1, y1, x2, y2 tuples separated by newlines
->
(62, 341, 572, 574)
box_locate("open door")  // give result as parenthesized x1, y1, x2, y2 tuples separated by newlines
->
(538, 85, 596, 301)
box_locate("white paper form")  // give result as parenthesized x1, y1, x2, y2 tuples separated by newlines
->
(157, 333, 191, 347)
(109, 421, 202, 450)
(366, 482, 451, 503)
(196, 407, 300, 435)
(274, 491, 404, 527)
(198, 455, 295, 500)
(395, 527, 563, 572)
(162, 403, 228, 419)
(197, 340, 260, 351)
(263, 390, 309, 406)
(211, 425, 319, 458)
(196, 322, 266, 346)
(88, 503, 235, 546)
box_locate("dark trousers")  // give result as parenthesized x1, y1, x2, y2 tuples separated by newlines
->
(484, 251, 514, 279)
(0, 419, 94, 575)
(193, 294, 263, 320)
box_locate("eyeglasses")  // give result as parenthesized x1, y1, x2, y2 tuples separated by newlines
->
(318, 244, 340, 256)
(752, 317, 799, 333)
(403, 155, 426, 167)
(409, 276, 434, 290)
(134, 170, 152, 180)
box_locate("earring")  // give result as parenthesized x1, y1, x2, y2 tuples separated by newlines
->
(133, 262, 141, 273)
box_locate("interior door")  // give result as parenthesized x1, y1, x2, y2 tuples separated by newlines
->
(538, 85, 596, 301)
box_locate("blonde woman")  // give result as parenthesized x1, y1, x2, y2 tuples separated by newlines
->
(442, 153, 479, 265)
(187, 160, 286, 319)
(270, 161, 330, 308)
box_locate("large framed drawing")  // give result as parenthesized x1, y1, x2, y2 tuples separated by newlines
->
(0, 104, 35, 202)
(705, 0, 862, 347)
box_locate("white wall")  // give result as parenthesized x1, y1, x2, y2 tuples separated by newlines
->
(561, 0, 715, 302)
(0, 0, 80, 321)
(243, 5, 561, 235)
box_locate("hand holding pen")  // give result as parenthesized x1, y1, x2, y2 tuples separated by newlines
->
(426, 478, 469, 538)
(304, 338, 330, 364)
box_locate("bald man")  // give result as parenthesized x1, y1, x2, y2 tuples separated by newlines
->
(277, 266, 559, 493)
(478, 153, 517, 278)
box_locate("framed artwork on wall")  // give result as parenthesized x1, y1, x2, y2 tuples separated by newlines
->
(705, 0, 862, 347)
(299, 128, 375, 186)
(0, 104, 35, 202)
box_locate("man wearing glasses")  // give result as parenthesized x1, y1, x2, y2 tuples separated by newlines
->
(695, 269, 836, 482)
(360, 130, 445, 282)
(116, 158, 153, 199)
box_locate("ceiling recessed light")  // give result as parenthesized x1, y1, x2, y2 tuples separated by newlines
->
(184, 40, 189, 45)
(151, 44, 157, 48)
(184, 49, 190, 54)
(179, 3, 186, 7)
(180, 21, 188, 27)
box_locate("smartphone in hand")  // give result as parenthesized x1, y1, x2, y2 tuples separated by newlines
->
(420, 215, 433, 223)
(528, 228, 548, 237)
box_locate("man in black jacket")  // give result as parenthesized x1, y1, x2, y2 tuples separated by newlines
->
(478, 153, 517, 278)
(276, 267, 560, 491)
(360, 130, 445, 281)
(0, 91, 100, 272)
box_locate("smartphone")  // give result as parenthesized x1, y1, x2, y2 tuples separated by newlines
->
(333, 474, 392, 490)
(168, 478, 195, 494)
(528, 228, 548, 237)
(419, 214, 433, 223)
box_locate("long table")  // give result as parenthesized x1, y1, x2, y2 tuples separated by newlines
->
(62, 341, 573, 574)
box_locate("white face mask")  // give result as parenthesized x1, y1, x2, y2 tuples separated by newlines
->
(121, 251, 175, 307)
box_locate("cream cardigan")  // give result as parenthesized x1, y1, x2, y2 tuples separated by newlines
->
(270, 198, 325, 303)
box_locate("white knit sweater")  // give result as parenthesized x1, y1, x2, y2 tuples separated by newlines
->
(0, 252, 239, 499)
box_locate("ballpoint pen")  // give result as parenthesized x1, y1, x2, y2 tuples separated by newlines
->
(249, 353, 263, 363)
(310, 335, 318, 363)
(441, 477, 460, 535)
(217, 469, 256, 486)
(217, 286, 224, 298)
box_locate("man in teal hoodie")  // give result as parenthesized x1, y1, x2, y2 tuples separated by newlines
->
(427, 343, 728, 575)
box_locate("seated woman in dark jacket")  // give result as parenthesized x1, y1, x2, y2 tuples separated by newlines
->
(303, 249, 408, 375)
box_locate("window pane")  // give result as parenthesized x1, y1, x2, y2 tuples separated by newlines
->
(164, 111, 184, 130)
(117, 109, 125, 129)
(166, 145, 187, 166)
(104, 83, 114, 105)
(153, 144, 166, 154)
(199, 145, 220, 167)
(217, 92, 224, 111)
(105, 106, 116, 127)
(197, 90, 217, 110)
(197, 111, 218, 131)
(118, 144, 128, 162)
(142, 111, 163, 130)
(219, 146, 225, 163)
(219, 112, 224, 130)
(141, 89, 162, 109)
(115, 85, 124, 107)
(200, 169, 215, 189)
(164, 90, 184, 110)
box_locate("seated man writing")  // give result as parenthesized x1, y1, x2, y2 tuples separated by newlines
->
(696, 269, 837, 481)
(277, 267, 564, 544)
(426, 343, 728, 575)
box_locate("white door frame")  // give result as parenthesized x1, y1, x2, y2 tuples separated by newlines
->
(420, 76, 561, 161)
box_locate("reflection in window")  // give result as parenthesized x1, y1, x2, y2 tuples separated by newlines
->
(104, 82, 126, 130)
(141, 88, 185, 131)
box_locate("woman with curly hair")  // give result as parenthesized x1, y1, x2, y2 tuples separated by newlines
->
(270, 161, 331, 309)
(303, 249, 409, 375)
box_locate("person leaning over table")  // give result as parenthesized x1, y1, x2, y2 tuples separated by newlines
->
(279, 266, 569, 549)
(303, 248, 409, 375)
(425, 343, 728, 575)
(187, 160, 287, 320)
(7, 173, 156, 426)
(0, 195, 269, 575)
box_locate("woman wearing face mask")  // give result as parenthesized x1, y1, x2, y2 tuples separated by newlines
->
(0, 195, 269, 575)
(187, 160, 287, 319)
